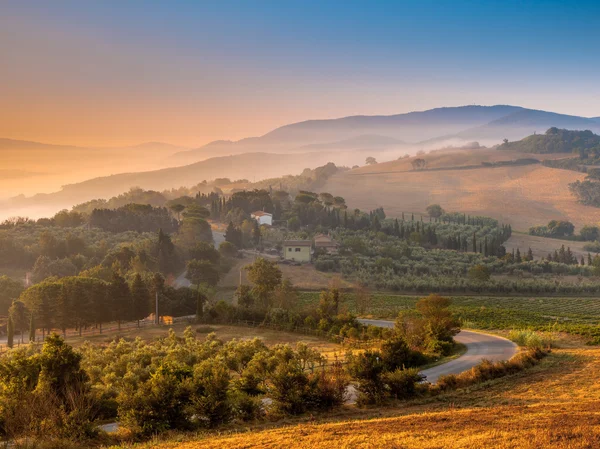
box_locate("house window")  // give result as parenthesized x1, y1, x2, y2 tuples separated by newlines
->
(288, 248, 292, 252)
(295, 248, 301, 252)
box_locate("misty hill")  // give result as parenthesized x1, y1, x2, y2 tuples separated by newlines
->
(498, 128, 600, 154)
(171, 105, 600, 165)
(447, 109, 600, 143)
(0, 138, 190, 198)
(294, 135, 407, 151)
(5, 151, 350, 216)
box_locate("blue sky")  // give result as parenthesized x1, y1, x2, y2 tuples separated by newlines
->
(1, 1, 599, 146)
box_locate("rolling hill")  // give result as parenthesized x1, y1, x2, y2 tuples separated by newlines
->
(321, 148, 600, 230)
(171, 105, 600, 165)
(2, 151, 355, 220)
(498, 128, 600, 154)
(0, 138, 189, 198)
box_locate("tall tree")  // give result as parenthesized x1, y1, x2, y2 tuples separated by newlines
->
(245, 258, 282, 309)
(130, 274, 150, 326)
(109, 270, 132, 330)
(7, 315, 14, 349)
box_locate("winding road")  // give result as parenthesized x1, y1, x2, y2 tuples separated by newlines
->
(358, 319, 517, 383)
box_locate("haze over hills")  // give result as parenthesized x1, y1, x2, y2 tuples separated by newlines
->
(0, 139, 189, 198)
(5, 104, 600, 222)
(171, 105, 600, 165)
(1, 151, 357, 220)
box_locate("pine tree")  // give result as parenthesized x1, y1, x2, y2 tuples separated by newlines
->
(516, 248, 522, 263)
(527, 247, 534, 261)
(581, 256, 585, 266)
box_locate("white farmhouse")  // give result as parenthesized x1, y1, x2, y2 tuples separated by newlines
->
(251, 210, 273, 226)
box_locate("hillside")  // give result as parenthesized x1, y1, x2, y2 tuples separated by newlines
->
(171, 105, 600, 165)
(321, 149, 600, 230)
(128, 342, 600, 449)
(0, 138, 189, 198)
(498, 128, 600, 154)
(2, 151, 354, 220)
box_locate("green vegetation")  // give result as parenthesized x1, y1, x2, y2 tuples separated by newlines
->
(0, 291, 463, 446)
(293, 292, 600, 344)
(499, 128, 600, 154)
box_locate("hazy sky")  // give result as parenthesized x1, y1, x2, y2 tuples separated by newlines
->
(2, 1, 600, 147)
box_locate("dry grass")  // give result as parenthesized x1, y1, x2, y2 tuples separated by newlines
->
(504, 233, 593, 260)
(219, 255, 351, 291)
(324, 149, 600, 230)
(115, 338, 600, 449)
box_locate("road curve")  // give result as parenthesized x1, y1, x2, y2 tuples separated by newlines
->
(358, 319, 517, 384)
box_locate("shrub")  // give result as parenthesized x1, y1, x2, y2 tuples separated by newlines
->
(508, 330, 554, 349)
(383, 367, 424, 400)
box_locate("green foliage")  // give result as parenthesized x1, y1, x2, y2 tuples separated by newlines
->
(186, 259, 220, 287)
(468, 264, 491, 281)
(90, 204, 177, 233)
(499, 128, 600, 154)
(245, 258, 283, 308)
(382, 367, 424, 400)
(529, 220, 575, 238)
(426, 204, 444, 218)
(0, 276, 24, 315)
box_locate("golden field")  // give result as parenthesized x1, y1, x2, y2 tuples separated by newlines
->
(112, 337, 600, 449)
(323, 149, 600, 231)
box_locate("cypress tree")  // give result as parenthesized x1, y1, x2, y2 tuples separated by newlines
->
(29, 314, 35, 343)
(7, 316, 14, 349)
(527, 247, 534, 261)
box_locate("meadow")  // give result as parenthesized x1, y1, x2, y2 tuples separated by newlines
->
(323, 148, 600, 230)
(294, 292, 600, 343)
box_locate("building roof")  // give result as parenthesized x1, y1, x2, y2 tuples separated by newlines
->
(283, 240, 312, 247)
(251, 211, 272, 217)
(314, 233, 338, 247)
(315, 241, 339, 248)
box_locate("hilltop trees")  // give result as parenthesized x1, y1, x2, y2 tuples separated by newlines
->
(411, 158, 427, 170)
(426, 204, 444, 218)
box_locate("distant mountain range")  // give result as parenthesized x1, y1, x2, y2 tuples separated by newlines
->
(4, 104, 600, 218)
(171, 105, 600, 165)
(4, 151, 355, 217)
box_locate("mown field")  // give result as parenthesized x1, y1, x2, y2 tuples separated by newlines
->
(108, 340, 600, 449)
(293, 292, 600, 343)
(322, 148, 600, 230)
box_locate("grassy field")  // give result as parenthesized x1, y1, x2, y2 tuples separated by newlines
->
(505, 232, 595, 260)
(322, 148, 600, 230)
(107, 337, 600, 448)
(219, 255, 353, 291)
(292, 292, 600, 343)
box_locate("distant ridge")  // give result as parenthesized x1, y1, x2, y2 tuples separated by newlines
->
(172, 105, 600, 165)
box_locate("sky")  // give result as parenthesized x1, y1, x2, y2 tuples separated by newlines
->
(1, 0, 600, 147)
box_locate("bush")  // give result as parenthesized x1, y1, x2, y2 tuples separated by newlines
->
(305, 364, 349, 410)
(436, 348, 549, 391)
(383, 367, 424, 399)
(508, 330, 554, 349)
